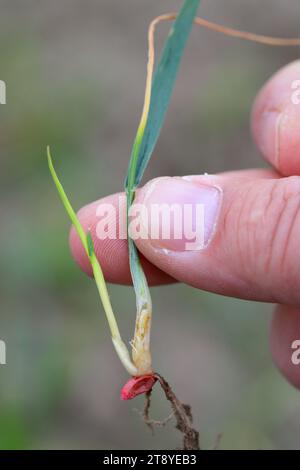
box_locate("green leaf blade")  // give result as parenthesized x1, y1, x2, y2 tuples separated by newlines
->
(125, 0, 201, 191)
(47, 146, 88, 254)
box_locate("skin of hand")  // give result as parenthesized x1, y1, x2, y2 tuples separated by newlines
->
(70, 60, 300, 389)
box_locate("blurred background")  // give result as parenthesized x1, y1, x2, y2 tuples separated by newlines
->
(0, 0, 300, 450)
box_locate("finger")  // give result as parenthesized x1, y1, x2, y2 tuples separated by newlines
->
(270, 305, 300, 389)
(133, 172, 300, 305)
(69, 193, 175, 286)
(252, 60, 300, 176)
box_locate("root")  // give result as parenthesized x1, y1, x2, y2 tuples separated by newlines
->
(136, 390, 174, 435)
(155, 374, 200, 450)
(139, 373, 200, 450)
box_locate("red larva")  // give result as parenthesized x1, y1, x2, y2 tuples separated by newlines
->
(120, 374, 157, 400)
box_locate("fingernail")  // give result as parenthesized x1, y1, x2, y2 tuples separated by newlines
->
(134, 177, 222, 251)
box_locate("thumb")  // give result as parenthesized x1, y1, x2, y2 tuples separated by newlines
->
(133, 171, 300, 306)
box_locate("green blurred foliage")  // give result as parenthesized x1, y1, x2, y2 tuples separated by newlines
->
(0, 0, 299, 450)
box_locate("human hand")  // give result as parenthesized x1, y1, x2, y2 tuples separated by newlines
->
(70, 61, 300, 389)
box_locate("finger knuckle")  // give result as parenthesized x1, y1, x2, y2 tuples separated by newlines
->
(247, 177, 300, 301)
(226, 177, 300, 303)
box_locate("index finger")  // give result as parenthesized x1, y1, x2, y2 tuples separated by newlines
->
(252, 60, 300, 176)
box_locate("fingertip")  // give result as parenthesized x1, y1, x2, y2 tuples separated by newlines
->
(69, 194, 133, 283)
(69, 199, 103, 278)
(252, 60, 300, 176)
